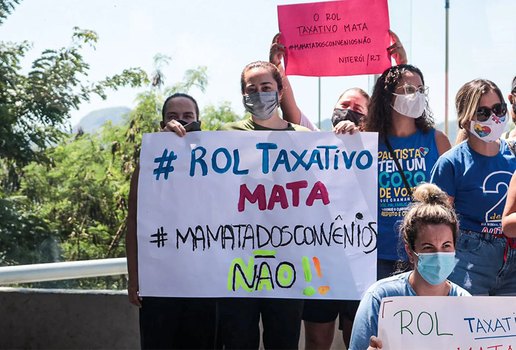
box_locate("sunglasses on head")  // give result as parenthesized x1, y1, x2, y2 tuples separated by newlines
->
(475, 103, 507, 122)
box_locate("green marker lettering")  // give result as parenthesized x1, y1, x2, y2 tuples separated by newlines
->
(227, 257, 255, 292)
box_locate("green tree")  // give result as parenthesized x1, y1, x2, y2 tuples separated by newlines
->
(0, 0, 19, 25)
(0, 27, 147, 192)
(0, 193, 55, 265)
(0, 4, 147, 271)
(120, 57, 209, 174)
(201, 101, 243, 131)
(18, 125, 128, 259)
(3, 50, 242, 290)
(9, 122, 131, 288)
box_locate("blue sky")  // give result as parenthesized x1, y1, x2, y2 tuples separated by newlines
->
(1, 0, 515, 132)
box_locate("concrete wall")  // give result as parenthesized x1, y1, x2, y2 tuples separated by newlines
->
(0, 287, 139, 349)
(0, 288, 346, 349)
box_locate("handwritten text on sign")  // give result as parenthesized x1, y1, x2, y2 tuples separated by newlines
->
(277, 0, 391, 77)
(378, 296, 516, 350)
(137, 131, 378, 299)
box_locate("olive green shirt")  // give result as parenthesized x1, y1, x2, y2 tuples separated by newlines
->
(219, 117, 311, 132)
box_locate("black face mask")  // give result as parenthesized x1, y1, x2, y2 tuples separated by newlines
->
(331, 108, 364, 127)
(177, 120, 202, 132)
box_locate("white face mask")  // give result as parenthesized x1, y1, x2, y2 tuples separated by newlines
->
(469, 113, 508, 143)
(392, 91, 426, 119)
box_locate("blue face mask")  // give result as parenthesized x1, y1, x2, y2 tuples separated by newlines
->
(414, 252, 458, 285)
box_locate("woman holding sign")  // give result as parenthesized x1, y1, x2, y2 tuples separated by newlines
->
(365, 64, 451, 277)
(269, 31, 410, 350)
(218, 60, 309, 349)
(348, 183, 470, 350)
(431, 79, 516, 296)
(269, 30, 407, 132)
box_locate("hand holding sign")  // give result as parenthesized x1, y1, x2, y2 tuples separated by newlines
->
(277, 0, 391, 77)
(269, 33, 285, 70)
(368, 336, 383, 350)
(137, 131, 378, 299)
(387, 30, 407, 65)
(378, 296, 516, 350)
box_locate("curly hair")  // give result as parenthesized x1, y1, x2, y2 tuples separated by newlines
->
(363, 64, 434, 141)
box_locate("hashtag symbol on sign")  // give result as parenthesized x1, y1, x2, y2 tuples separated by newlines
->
(150, 226, 168, 248)
(153, 149, 177, 180)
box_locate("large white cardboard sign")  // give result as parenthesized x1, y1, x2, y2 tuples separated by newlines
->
(378, 296, 516, 350)
(137, 131, 378, 299)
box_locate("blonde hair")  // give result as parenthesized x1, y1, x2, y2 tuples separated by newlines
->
(456, 79, 504, 141)
(400, 183, 458, 251)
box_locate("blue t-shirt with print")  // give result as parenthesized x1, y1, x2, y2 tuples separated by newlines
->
(377, 129, 439, 260)
(430, 139, 516, 234)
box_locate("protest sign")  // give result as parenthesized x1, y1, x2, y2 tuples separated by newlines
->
(378, 296, 516, 350)
(277, 0, 391, 77)
(137, 131, 378, 299)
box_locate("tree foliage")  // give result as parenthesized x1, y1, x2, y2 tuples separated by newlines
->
(0, 2, 245, 291)
(201, 101, 243, 131)
(0, 0, 19, 25)
(1, 46, 242, 289)
(0, 11, 147, 274)
(0, 194, 55, 265)
(0, 27, 148, 192)
(19, 125, 128, 259)
(122, 58, 210, 174)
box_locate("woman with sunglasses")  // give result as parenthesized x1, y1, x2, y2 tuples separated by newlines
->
(430, 79, 516, 296)
(364, 64, 451, 279)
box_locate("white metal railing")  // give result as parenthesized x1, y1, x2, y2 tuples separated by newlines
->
(0, 258, 127, 285)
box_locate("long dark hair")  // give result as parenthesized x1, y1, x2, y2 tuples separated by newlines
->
(364, 64, 434, 141)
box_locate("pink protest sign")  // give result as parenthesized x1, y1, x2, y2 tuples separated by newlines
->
(278, 0, 391, 77)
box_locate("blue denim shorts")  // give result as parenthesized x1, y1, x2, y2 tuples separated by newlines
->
(448, 230, 516, 296)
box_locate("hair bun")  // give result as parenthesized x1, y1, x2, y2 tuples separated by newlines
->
(412, 183, 450, 207)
